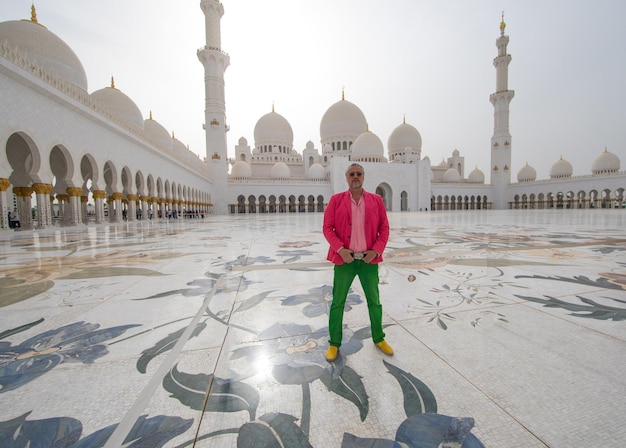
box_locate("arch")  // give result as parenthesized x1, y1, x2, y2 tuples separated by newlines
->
(50, 144, 75, 194)
(401, 191, 408, 211)
(298, 195, 306, 212)
(237, 195, 246, 214)
(248, 195, 256, 213)
(80, 153, 100, 193)
(317, 195, 325, 212)
(269, 195, 277, 213)
(6, 132, 42, 186)
(375, 182, 393, 211)
(259, 195, 267, 213)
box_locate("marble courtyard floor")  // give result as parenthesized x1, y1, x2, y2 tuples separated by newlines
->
(0, 210, 625, 447)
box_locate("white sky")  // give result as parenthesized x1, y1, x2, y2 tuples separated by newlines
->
(2, 0, 625, 179)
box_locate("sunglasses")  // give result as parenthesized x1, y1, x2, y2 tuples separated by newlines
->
(348, 172, 363, 177)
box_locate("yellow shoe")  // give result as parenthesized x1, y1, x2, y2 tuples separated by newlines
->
(325, 346, 338, 362)
(375, 340, 394, 356)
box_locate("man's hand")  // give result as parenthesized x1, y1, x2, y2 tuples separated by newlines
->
(338, 247, 354, 264)
(363, 250, 378, 264)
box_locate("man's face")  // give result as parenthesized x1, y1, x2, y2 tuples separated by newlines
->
(346, 167, 364, 190)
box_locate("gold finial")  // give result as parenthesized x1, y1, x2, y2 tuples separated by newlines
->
(31, 3, 38, 23)
(149, 111, 153, 120)
(341, 86, 345, 101)
(172, 131, 175, 139)
(272, 102, 274, 113)
(499, 11, 506, 36)
(110, 76, 115, 89)
(403, 114, 406, 124)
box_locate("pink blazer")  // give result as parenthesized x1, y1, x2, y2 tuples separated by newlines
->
(323, 190, 390, 265)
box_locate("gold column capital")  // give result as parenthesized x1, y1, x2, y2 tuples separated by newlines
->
(81, 196, 88, 203)
(13, 187, 33, 197)
(112, 192, 124, 200)
(127, 194, 138, 201)
(93, 190, 106, 199)
(151, 197, 159, 203)
(140, 195, 149, 202)
(32, 183, 53, 194)
(0, 178, 12, 191)
(56, 194, 69, 202)
(66, 187, 83, 197)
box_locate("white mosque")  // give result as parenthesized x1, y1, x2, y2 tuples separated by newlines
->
(0, 2, 624, 230)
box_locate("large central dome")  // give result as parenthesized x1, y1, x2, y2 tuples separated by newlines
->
(254, 110, 294, 148)
(320, 96, 367, 141)
(0, 18, 88, 90)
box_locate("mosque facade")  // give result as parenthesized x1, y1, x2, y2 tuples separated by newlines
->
(1, 2, 624, 230)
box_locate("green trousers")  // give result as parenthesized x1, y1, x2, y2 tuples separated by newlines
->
(329, 260, 385, 347)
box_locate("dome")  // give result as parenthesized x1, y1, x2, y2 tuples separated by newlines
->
(271, 161, 290, 179)
(172, 135, 187, 153)
(452, 149, 460, 157)
(308, 163, 326, 179)
(231, 160, 252, 178)
(550, 156, 573, 179)
(0, 18, 88, 90)
(144, 115, 171, 149)
(467, 167, 485, 183)
(90, 85, 144, 129)
(443, 167, 462, 182)
(352, 131, 384, 158)
(517, 162, 537, 182)
(437, 159, 448, 168)
(591, 148, 620, 174)
(388, 121, 422, 155)
(238, 136, 248, 146)
(305, 140, 315, 150)
(320, 97, 367, 140)
(254, 110, 293, 147)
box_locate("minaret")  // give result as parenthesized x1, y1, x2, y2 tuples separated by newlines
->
(198, 0, 230, 214)
(489, 13, 514, 208)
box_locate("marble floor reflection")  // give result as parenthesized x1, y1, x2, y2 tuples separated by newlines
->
(1, 210, 625, 447)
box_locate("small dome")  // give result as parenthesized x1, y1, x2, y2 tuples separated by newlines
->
(144, 116, 171, 149)
(437, 159, 448, 168)
(305, 140, 315, 150)
(452, 149, 460, 157)
(231, 160, 252, 178)
(352, 131, 384, 158)
(238, 136, 248, 146)
(467, 167, 485, 183)
(591, 148, 620, 174)
(271, 161, 290, 179)
(308, 163, 326, 179)
(517, 162, 537, 182)
(91, 85, 144, 129)
(388, 121, 422, 155)
(550, 156, 573, 179)
(0, 18, 88, 90)
(443, 167, 462, 182)
(254, 110, 293, 147)
(320, 97, 367, 140)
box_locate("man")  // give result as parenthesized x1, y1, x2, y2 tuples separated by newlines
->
(322, 163, 393, 362)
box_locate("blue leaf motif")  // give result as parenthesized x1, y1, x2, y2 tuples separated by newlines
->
(383, 360, 437, 416)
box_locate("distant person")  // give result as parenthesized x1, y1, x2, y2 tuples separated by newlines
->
(9, 210, 20, 229)
(322, 163, 393, 362)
